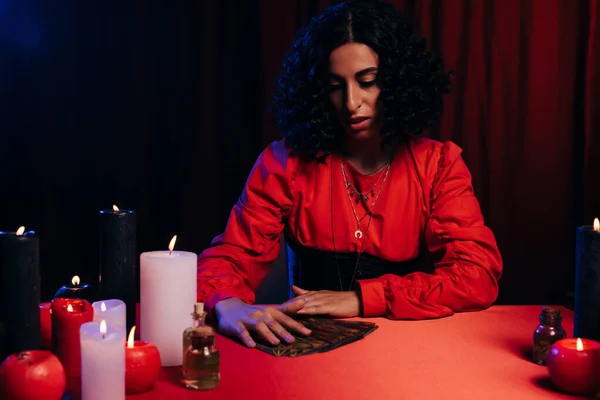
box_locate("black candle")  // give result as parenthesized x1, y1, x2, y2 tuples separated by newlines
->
(99, 205, 137, 332)
(53, 274, 96, 302)
(0, 227, 40, 361)
(574, 219, 600, 341)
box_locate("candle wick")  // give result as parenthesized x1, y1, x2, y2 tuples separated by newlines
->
(102, 333, 106, 339)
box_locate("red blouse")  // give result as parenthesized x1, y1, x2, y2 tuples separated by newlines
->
(196, 138, 503, 320)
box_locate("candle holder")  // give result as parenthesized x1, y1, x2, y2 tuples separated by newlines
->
(53, 275, 97, 302)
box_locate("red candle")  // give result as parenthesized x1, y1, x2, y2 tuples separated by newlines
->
(39, 302, 52, 350)
(51, 298, 93, 379)
(125, 326, 161, 394)
(547, 338, 600, 396)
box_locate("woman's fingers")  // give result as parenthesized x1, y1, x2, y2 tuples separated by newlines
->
(273, 310, 312, 336)
(232, 322, 256, 348)
(278, 297, 307, 314)
(261, 314, 295, 343)
(250, 320, 281, 345)
(291, 285, 310, 296)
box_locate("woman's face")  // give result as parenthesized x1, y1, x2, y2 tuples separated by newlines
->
(328, 42, 381, 141)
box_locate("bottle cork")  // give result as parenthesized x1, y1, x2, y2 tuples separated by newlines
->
(194, 302, 204, 315)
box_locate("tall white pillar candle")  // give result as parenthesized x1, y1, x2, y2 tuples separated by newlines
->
(140, 249, 197, 366)
(92, 299, 126, 336)
(80, 320, 125, 400)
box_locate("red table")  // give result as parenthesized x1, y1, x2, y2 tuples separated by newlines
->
(120, 306, 593, 400)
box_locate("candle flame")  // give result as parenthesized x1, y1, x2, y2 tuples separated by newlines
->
(127, 326, 136, 348)
(576, 337, 583, 351)
(100, 320, 107, 335)
(594, 218, 599, 231)
(100, 302, 106, 312)
(72, 275, 80, 285)
(67, 304, 73, 312)
(168, 235, 177, 253)
(16, 226, 25, 236)
(113, 205, 120, 212)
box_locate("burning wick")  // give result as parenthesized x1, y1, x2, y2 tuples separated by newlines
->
(72, 275, 80, 286)
(168, 235, 177, 256)
(127, 326, 136, 349)
(16, 226, 25, 236)
(113, 205, 120, 213)
(100, 320, 107, 339)
(100, 302, 106, 312)
(594, 218, 599, 232)
(576, 337, 584, 351)
(67, 304, 74, 312)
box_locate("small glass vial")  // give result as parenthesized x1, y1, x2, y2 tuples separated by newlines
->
(533, 307, 567, 365)
(182, 302, 220, 390)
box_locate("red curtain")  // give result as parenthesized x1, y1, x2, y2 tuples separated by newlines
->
(260, 0, 600, 305)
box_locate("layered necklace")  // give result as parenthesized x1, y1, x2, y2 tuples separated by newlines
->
(339, 158, 391, 240)
(331, 152, 394, 291)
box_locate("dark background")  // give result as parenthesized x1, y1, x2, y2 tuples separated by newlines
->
(1, 0, 599, 306)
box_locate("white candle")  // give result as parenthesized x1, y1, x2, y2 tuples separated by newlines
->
(80, 320, 125, 400)
(92, 299, 126, 336)
(140, 239, 196, 367)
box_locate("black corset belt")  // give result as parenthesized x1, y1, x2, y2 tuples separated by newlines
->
(285, 236, 428, 292)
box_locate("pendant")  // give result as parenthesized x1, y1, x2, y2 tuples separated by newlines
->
(354, 230, 363, 239)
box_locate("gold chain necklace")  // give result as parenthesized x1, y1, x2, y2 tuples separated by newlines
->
(340, 160, 388, 204)
(339, 159, 391, 240)
(330, 154, 393, 291)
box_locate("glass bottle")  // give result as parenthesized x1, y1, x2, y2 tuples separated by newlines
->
(182, 302, 220, 390)
(532, 307, 567, 365)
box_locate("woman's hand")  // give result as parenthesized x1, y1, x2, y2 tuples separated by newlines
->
(286, 285, 361, 318)
(213, 297, 312, 348)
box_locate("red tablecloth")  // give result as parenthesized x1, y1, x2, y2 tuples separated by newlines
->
(119, 305, 594, 400)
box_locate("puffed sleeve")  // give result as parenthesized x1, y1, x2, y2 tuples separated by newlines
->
(357, 141, 503, 320)
(196, 140, 296, 315)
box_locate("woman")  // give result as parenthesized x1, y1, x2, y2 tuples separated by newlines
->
(197, 0, 502, 348)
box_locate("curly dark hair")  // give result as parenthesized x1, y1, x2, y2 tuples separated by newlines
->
(270, 0, 451, 161)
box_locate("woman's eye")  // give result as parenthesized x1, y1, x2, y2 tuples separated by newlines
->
(359, 80, 377, 88)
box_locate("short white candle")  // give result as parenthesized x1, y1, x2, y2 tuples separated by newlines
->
(92, 299, 126, 336)
(140, 236, 196, 366)
(80, 320, 125, 400)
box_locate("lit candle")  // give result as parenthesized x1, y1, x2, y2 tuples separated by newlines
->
(99, 205, 137, 333)
(0, 226, 40, 361)
(53, 275, 96, 303)
(547, 338, 600, 395)
(80, 320, 126, 400)
(51, 298, 93, 379)
(92, 299, 126, 337)
(574, 217, 600, 340)
(140, 235, 196, 366)
(125, 326, 161, 394)
(39, 302, 52, 349)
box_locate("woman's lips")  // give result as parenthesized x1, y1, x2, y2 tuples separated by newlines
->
(346, 117, 371, 131)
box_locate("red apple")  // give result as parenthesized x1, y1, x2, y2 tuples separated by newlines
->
(0, 350, 66, 400)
